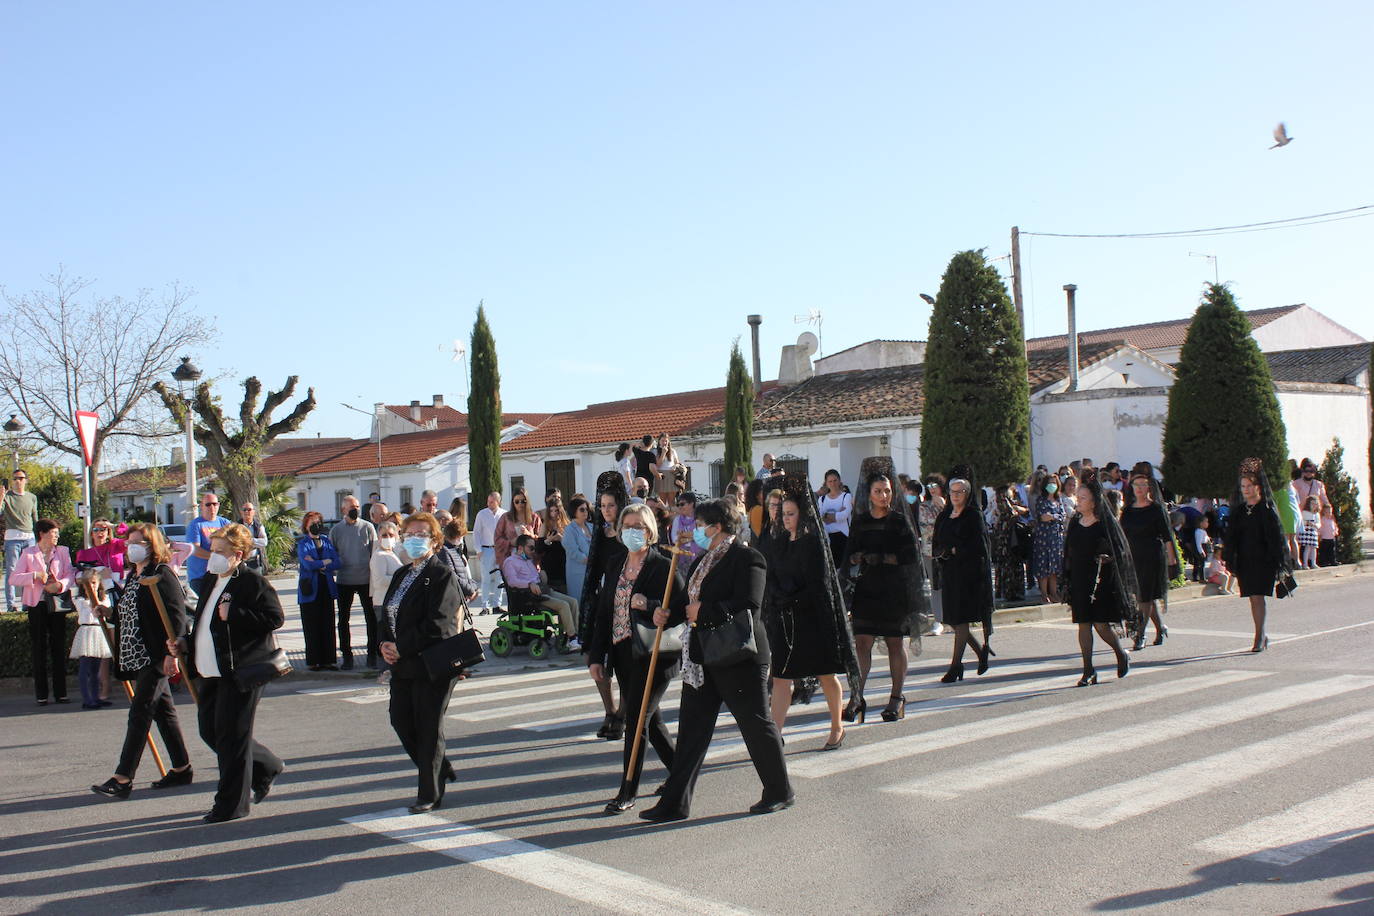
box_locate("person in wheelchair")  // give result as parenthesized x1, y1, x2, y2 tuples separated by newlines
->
(501, 534, 581, 651)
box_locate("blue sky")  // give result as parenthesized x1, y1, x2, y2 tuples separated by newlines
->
(3, 1, 1370, 452)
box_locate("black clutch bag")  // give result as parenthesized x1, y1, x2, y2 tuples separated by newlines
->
(1274, 570, 1299, 599)
(420, 628, 486, 679)
(694, 610, 757, 667)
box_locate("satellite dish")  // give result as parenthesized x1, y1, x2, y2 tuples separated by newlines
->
(797, 331, 819, 356)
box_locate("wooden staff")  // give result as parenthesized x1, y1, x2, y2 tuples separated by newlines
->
(140, 575, 198, 704)
(86, 580, 168, 778)
(624, 546, 687, 793)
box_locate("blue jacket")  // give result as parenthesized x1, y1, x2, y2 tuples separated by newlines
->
(297, 535, 340, 604)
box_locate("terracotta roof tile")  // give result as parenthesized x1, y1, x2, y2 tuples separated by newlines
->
(1026, 305, 1302, 353)
(102, 463, 216, 494)
(261, 427, 472, 477)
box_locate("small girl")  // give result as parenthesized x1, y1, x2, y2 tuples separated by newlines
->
(1299, 496, 1321, 569)
(70, 569, 113, 710)
(1192, 514, 1213, 582)
(1317, 503, 1338, 567)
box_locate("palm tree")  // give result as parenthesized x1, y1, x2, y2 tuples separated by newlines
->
(256, 476, 302, 572)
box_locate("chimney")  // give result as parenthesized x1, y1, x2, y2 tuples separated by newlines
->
(747, 315, 763, 395)
(171, 446, 185, 467)
(1063, 284, 1080, 391)
(432, 394, 444, 408)
(409, 400, 422, 423)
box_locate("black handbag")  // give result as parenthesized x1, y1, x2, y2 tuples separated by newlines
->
(420, 606, 486, 679)
(230, 632, 292, 690)
(1274, 570, 1299, 599)
(631, 617, 687, 661)
(694, 610, 757, 667)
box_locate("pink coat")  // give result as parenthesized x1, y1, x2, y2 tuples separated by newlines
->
(8, 544, 75, 608)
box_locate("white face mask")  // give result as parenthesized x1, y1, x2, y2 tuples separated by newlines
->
(126, 543, 149, 565)
(379, 537, 397, 550)
(207, 553, 232, 576)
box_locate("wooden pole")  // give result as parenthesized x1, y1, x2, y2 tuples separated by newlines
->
(86, 581, 167, 777)
(624, 547, 686, 794)
(1011, 225, 1027, 357)
(140, 575, 198, 705)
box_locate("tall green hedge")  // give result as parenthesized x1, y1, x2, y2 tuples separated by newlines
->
(1321, 438, 1365, 564)
(0, 612, 78, 678)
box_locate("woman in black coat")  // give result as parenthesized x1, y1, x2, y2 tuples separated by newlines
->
(168, 523, 286, 823)
(1062, 479, 1136, 686)
(638, 499, 793, 823)
(1222, 460, 1286, 653)
(580, 472, 629, 740)
(1120, 468, 1177, 650)
(589, 504, 686, 814)
(91, 524, 194, 800)
(379, 512, 463, 814)
(931, 477, 995, 684)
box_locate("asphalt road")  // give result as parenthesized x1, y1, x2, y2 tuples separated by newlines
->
(2, 574, 1372, 915)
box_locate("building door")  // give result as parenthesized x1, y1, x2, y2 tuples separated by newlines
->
(544, 460, 575, 498)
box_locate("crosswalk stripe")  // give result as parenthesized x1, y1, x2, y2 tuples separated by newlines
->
(1023, 708, 1374, 830)
(884, 674, 1373, 800)
(344, 810, 759, 915)
(1027, 623, 1295, 640)
(1194, 777, 1374, 865)
(789, 668, 1263, 779)
(448, 680, 597, 708)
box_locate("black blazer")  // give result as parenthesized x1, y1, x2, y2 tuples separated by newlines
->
(669, 540, 770, 667)
(589, 548, 687, 670)
(113, 563, 186, 675)
(185, 567, 286, 680)
(379, 556, 461, 679)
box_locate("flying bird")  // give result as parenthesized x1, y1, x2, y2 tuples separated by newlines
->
(1270, 122, 1293, 149)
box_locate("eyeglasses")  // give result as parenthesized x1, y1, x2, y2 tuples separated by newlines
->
(513, 499, 527, 505)
(203, 502, 218, 507)
(12, 475, 26, 480)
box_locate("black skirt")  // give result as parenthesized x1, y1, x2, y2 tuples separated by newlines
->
(765, 593, 844, 679)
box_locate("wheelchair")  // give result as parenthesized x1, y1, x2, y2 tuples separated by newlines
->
(486, 567, 577, 659)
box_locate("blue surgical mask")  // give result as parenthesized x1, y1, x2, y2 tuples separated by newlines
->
(402, 537, 430, 559)
(620, 528, 646, 553)
(692, 526, 713, 550)
(1046, 483, 1059, 495)
(904, 493, 918, 505)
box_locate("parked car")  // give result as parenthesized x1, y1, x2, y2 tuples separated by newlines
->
(158, 523, 187, 542)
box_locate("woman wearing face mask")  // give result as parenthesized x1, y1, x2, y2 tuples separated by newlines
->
(589, 504, 686, 813)
(369, 521, 404, 681)
(167, 524, 286, 822)
(91, 524, 194, 800)
(1031, 470, 1068, 603)
(296, 511, 340, 671)
(378, 513, 464, 814)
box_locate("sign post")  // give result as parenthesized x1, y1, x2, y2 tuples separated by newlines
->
(75, 410, 97, 548)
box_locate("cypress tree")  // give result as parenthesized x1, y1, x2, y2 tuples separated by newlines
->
(919, 249, 1031, 486)
(1162, 283, 1288, 496)
(723, 342, 754, 481)
(1367, 342, 1373, 520)
(467, 302, 502, 519)
(1320, 438, 1364, 564)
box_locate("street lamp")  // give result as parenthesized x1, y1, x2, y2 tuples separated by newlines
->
(3, 414, 23, 473)
(173, 357, 202, 520)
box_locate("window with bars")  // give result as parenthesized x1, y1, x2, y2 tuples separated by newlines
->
(709, 460, 728, 497)
(544, 460, 575, 499)
(775, 454, 810, 486)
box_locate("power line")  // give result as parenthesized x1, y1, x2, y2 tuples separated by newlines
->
(1022, 205, 1374, 240)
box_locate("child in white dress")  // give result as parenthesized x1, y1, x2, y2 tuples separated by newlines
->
(70, 570, 113, 710)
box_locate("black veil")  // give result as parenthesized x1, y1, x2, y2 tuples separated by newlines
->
(850, 456, 930, 654)
(577, 469, 628, 645)
(1124, 460, 1179, 611)
(935, 463, 996, 625)
(1075, 472, 1140, 625)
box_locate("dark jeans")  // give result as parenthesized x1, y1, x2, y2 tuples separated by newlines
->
(827, 532, 848, 570)
(196, 677, 284, 818)
(656, 661, 791, 817)
(118, 665, 191, 778)
(611, 639, 675, 800)
(336, 583, 376, 659)
(300, 596, 337, 667)
(27, 605, 68, 702)
(389, 674, 456, 805)
(1318, 538, 1337, 567)
(78, 657, 101, 706)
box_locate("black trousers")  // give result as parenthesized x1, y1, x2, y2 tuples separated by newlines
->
(336, 583, 376, 658)
(656, 661, 792, 817)
(196, 677, 284, 818)
(117, 664, 191, 777)
(610, 639, 675, 800)
(389, 674, 456, 805)
(27, 605, 67, 702)
(827, 532, 848, 570)
(300, 596, 337, 667)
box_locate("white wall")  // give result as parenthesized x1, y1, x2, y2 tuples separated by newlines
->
(1255, 308, 1367, 354)
(1277, 386, 1372, 511)
(814, 341, 925, 376)
(1032, 389, 1170, 473)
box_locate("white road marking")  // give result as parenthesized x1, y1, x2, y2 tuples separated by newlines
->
(885, 675, 1372, 799)
(344, 810, 760, 915)
(1023, 708, 1374, 829)
(295, 685, 374, 696)
(1195, 778, 1374, 865)
(1026, 623, 1295, 639)
(789, 668, 1257, 779)
(1273, 619, 1374, 645)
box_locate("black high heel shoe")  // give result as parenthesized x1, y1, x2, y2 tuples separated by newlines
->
(1131, 630, 1147, 652)
(1075, 669, 1098, 687)
(976, 647, 990, 676)
(940, 663, 964, 684)
(1153, 626, 1168, 646)
(92, 777, 132, 800)
(604, 714, 626, 741)
(881, 695, 906, 722)
(1117, 653, 1130, 679)
(1251, 635, 1269, 653)
(842, 697, 866, 724)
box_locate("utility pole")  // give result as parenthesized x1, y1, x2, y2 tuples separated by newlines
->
(1011, 226, 1027, 355)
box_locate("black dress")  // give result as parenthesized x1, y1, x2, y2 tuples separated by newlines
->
(1064, 519, 1123, 624)
(764, 534, 844, 678)
(1120, 504, 1171, 602)
(932, 509, 993, 627)
(1222, 501, 1284, 597)
(847, 512, 919, 637)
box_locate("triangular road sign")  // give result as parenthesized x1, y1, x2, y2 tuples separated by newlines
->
(75, 410, 98, 467)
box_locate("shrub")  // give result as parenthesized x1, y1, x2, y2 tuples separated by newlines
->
(1320, 438, 1365, 564)
(0, 611, 78, 678)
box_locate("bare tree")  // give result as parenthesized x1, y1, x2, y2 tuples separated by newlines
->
(0, 269, 215, 479)
(153, 375, 316, 514)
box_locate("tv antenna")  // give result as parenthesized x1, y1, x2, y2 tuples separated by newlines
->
(1189, 251, 1218, 284)
(793, 309, 823, 355)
